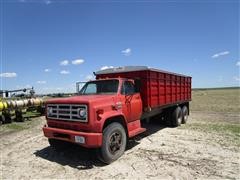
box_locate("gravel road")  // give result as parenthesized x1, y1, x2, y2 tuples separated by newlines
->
(1, 112, 239, 179)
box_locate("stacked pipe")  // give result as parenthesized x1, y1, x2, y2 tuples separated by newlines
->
(0, 102, 6, 124)
(0, 98, 45, 124)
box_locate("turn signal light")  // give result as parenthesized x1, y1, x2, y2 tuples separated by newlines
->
(96, 109, 104, 121)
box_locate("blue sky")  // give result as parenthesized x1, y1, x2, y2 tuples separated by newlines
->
(0, 0, 239, 94)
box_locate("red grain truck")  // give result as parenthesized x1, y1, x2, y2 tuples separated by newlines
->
(43, 66, 191, 164)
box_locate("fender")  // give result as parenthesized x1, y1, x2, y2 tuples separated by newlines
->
(97, 110, 127, 132)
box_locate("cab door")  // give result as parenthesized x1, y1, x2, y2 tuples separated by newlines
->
(121, 81, 142, 122)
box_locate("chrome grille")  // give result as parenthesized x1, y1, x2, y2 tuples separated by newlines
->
(47, 104, 88, 122)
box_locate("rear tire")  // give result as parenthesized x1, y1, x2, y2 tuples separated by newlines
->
(4, 113, 13, 123)
(0, 115, 5, 125)
(164, 109, 172, 127)
(172, 106, 183, 127)
(181, 106, 188, 124)
(98, 122, 127, 164)
(48, 139, 69, 152)
(15, 110, 25, 122)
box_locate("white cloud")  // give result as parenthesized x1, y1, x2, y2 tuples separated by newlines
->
(44, 0, 52, 5)
(44, 68, 51, 72)
(60, 70, 70, 74)
(100, 66, 114, 70)
(19, 0, 52, 4)
(60, 60, 69, 66)
(72, 59, 84, 65)
(212, 51, 229, 58)
(121, 48, 132, 56)
(236, 61, 240, 66)
(37, 80, 46, 84)
(0, 72, 17, 78)
(233, 76, 240, 82)
(85, 75, 94, 81)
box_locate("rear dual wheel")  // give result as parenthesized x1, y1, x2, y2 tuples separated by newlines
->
(181, 106, 188, 124)
(172, 106, 183, 127)
(171, 106, 189, 127)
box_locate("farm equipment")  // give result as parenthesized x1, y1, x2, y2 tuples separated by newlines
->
(43, 66, 192, 164)
(0, 87, 35, 98)
(0, 101, 8, 124)
(0, 98, 45, 124)
(0, 87, 46, 124)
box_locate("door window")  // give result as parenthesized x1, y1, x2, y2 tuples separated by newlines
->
(84, 83, 97, 94)
(121, 81, 135, 95)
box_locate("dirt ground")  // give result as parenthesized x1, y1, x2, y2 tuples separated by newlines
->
(0, 111, 239, 180)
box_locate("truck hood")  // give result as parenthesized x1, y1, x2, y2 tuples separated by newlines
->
(46, 94, 116, 104)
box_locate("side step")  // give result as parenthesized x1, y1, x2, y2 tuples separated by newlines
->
(127, 120, 146, 138)
(128, 127, 146, 138)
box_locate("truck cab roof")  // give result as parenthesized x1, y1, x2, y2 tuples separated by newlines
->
(95, 66, 191, 78)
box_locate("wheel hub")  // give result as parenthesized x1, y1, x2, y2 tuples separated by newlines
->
(109, 132, 122, 154)
(177, 112, 182, 124)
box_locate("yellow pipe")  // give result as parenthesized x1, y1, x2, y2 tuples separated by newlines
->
(0, 101, 8, 111)
(0, 101, 4, 111)
(3, 101, 8, 109)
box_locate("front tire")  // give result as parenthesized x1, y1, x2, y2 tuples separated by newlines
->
(98, 122, 127, 164)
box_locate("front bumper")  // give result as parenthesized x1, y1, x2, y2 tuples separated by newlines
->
(43, 125, 102, 148)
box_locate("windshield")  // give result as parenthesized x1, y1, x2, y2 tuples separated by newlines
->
(79, 80, 119, 95)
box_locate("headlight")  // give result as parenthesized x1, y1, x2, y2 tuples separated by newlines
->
(47, 107, 53, 116)
(78, 108, 87, 118)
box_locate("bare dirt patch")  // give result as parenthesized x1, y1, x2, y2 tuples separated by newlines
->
(1, 112, 239, 179)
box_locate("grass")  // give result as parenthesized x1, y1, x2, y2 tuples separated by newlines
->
(181, 122, 240, 147)
(182, 122, 240, 136)
(191, 88, 240, 113)
(1, 121, 32, 131)
(0, 112, 43, 135)
(185, 88, 240, 147)
(25, 110, 41, 118)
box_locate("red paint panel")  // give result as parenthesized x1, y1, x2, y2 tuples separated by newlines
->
(96, 69, 191, 110)
(43, 127, 102, 148)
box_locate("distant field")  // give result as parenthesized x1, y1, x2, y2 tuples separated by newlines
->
(185, 88, 240, 147)
(191, 88, 240, 113)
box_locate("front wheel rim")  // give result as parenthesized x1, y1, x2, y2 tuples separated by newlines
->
(108, 132, 122, 155)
